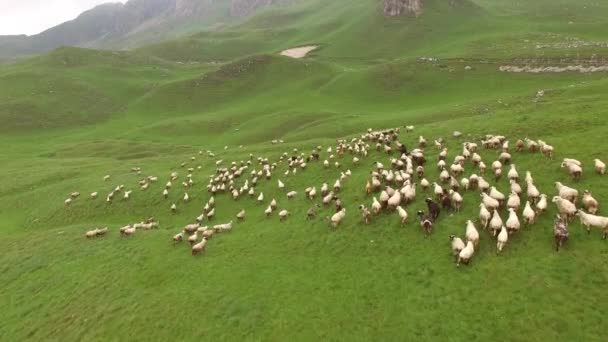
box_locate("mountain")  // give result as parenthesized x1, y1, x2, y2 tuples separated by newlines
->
(0, 0, 295, 59)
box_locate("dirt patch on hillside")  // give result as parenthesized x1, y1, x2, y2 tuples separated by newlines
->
(280, 45, 318, 59)
(500, 65, 608, 73)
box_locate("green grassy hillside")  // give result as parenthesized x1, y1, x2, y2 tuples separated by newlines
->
(1, 0, 608, 340)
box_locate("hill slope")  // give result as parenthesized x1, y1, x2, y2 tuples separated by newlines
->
(1, 0, 608, 340)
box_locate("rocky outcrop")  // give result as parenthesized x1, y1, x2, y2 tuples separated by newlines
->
(384, 0, 423, 17)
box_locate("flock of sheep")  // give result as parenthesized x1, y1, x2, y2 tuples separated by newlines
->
(68, 126, 607, 265)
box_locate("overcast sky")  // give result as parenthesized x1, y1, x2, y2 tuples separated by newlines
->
(0, 0, 127, 36)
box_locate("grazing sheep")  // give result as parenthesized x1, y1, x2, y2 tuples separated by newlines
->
(308, 187, 317, 200)
(265, 206, 273, 217)
(553, 215, 569, 251)
(450, 235, 466, 257)
(575, 210, 608, 238)
(465, 220, 480, 248)
(121, 226, 136, 237)
(173, 231, 185, 244)
(257, 192, 264, 203)
(85, 228, 100, 238)
(64, 198, 73, 206)
(202, 229, 215, 240)
(489, 210, 503, 237)
(457, 241, 475, 267)
(278, 179, 285, 191)
(279, 210, 290, 221)
(270, 199, 277, 210)
(561, 161, 583, 181)
(553, 196, 577, 221)
(214, 221, 233, 233)
(594, 159, 605, 175)
(171, 203, 177, 213)
(496, 226, 508, 253)
(416, 210, 434, 237)
(90, 192, 98, 199)
(508, 165, 519, 181)
(236, 210, 246, 220)
(163, 189, 169, 199)
(287, 191, 298, 199)
(103, 175, 111, 181)
(192, 238, 208, 256)
(555, 182, 578, 203)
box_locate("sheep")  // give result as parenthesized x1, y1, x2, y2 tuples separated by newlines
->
(236, 210, 246, 220)
(333, 179, 342, 192)
(507, 191, 521, 211)
(86, 228, 100, 238)
(206, 208, 215, 220)
(307, 205, 319, 220)
(479, 161, 487, 175)
(371, 197, 382, 215)
(191, 238, 208, 256)
(457, 241, 475, 267)
(479, 203, 491, 229)
(478, 177, 490, 193)
(103, 175, 111, 181)
(508, 165, 519, 181)
(526, 180, 540, 204)
(536, 194, 548, 214)
(489, 210, 503, 236)
(496, 226, 508, 253)
(561, 161, 583, 181)
(420, 178, 430, 191)
(90, 192, 98, 200)
(121, 226, 136, 237)
(278, 179, 285, 191)
(553, 215, 569, 251)
(270, 199, 277, 210)
(465, 220, 479, 248)
(553, 196, 577, 221)
(257, 192, 264, 203)
(64, 198, 73, 206)
(523, 201, 536, 225)
(188, 232, 199, 245)
(505, 208, 521, 234)
(461, 178, 470, 191)
(279, 210, 290, 221)
(308, 187, 317, 200)
(450, 235, 466, 257)
(432, 183, 444, 199)
(416, 210, 434, 237)
(594, 159, 606, 175)
(489, 187, 505, 204)
(515, 139, 525, 152)
(510, 179, 522, 196)
(450, 190, 463, 212)
(425, 198, 440, 221)
(214, 221, 233, 233)
(202, 229, 215, 240)
(265, 206, 273, 217)
(329, 208, 347, 228)
(387, 191, 401, 210)
(555, 182, 578, 203)
(323, 192, 335, 206)
(575, 210, 608, 238)
(396, 206, 408, 225)
(481, 193, 499, 211)
(163, 189, 169, 199)
(184, 223, 200, 234)
(287, 191, 298, 199)
(563, 158, 582, 167)
(582, 190, 599, 214)
(171, 203, 177, 213)
(538, 141, 554, 159)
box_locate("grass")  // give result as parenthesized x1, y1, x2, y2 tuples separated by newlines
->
(1, 0, 608, 340)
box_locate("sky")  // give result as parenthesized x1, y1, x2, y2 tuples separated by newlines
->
(0, 0, 127, 36)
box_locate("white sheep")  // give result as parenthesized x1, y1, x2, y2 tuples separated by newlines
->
(279, 209, 290, 221)
(188, 232, 199, 245)
(555, 182, 578, 203)
(465, 220, 479, 248)
(64, 198, 73, 206)
(536, 194, 548, 214)
(387, 191, 401, 210)
(522, 201, 536, 225)
(510, 179, 522, 196)
(506, 208, 521, 234)
(191, 238, 208, 256)
(278, 179, 285, 191)
(561, 161, 583, 181)
(103, 175, 111, 181)
(264, 206, 273, 217)
(489, 210, 503, 236)
(489, 186, 505, 203)
(575, 210, 608, 237)
(594, 159, 605, 175)
(450, 235, 466, 256)
(236, 210, 246, 220)
(481, 193, 499, 211)
(330, 208, 347, 227)
(508, 165, 519, 181)
(457, 241, 475, 267)
(507, 191, 520, 211)
(396, 206, 408, 225)
(286, 191, 297, 199)
(526, 180, 540, 203)
(552, 196, 577, 220)
(372, 197, 382, 214)
(496, 226, 508, 253)
(257, 192, 264, 203)
(479, 203, 491, 229)
(582, 190, 599, 214)
(450, 190, 463, 212)
(90, 192, 98, 199)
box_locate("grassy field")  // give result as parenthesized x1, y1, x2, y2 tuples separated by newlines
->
(1, 0, 608, 340)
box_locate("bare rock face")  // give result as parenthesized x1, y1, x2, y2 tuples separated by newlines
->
(384, 0, 423, 17)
